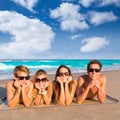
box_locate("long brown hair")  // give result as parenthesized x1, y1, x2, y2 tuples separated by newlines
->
(53, 65, 75, 102)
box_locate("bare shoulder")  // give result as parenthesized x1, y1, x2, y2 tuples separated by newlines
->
(6, 80, 14, 88)
(78, 75, 88, 83)
(52, 80, 56, 87)
(100, 74, 107, 83)
(72, 79, 77, 86)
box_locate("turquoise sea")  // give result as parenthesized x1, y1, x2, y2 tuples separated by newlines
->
(0, 59, 120, 79)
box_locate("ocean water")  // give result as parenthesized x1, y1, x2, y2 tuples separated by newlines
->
(0, 59, 120, 77)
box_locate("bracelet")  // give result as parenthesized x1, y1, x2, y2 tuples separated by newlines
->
(41, 91, 47, 95)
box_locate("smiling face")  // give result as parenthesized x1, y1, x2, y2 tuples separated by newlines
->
(58, 67, 70, 83)
(35, 74, 49, 88)
(87, 63, 101, 80)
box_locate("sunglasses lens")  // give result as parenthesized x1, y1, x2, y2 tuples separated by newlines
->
(58, 72, 69, 76)
(26, 76, 30, 80)
(19, 77, 24, 80)
(42, 78, 47, 82)
(36, 78, 40, 82)
(17, 76, 29, 80)
(36, 78, 47, 82)
(88, 68, 100, 72)
(95, 69, 100, 72)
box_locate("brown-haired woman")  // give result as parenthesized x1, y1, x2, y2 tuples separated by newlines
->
(52, 65, 77, 105)
(32, 69, 53, 106)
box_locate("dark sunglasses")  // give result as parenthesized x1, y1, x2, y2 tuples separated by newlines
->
(58, 72, 69, 77)
(88, 68, 101, 72)
(36, 78, 48, 82)
(16, 76, 30, 80)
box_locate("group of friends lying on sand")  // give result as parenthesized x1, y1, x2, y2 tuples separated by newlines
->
(6, 59, 106, 108)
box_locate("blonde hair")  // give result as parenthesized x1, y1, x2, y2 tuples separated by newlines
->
(31, 69, 51, 97)
(14, 65, 30, 77)
(31, 69, 50, 84)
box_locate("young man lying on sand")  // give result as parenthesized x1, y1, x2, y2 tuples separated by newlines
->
(76, 59, 106, 104)
(6, 65, 33, 108)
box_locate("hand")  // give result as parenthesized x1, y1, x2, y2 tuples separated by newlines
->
(21, 81, 29, 89)
(35, 83, 41, 90)
(14, 80, 21, 90)
(94, 80, 101, 89)
(88, 80, 96, 89)
(56, 77, 63, 85)
(66, 76, 72, 84)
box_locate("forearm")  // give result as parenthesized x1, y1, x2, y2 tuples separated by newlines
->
(7, 91, 20, 108)
(22, 89, 32, 107)
(58, 84, 65, 105)
(97, 88, 106, 103)
(77, 87, 90, 104)
(34, 94, 42, 105)
(64, 83, 73, 105)
(42, 91, 51, 105)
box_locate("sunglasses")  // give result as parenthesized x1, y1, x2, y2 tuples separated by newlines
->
(36, 78, 48, 82)
(88, 68, 101, 72)
(58, 72, 69, 77)
(16, 76, 30, 80)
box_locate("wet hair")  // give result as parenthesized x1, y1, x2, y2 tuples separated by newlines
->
(14, 65, 30, 77)
(87, 59, 102, 71)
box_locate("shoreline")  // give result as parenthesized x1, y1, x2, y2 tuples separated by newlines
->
(0, 69, 119, 84)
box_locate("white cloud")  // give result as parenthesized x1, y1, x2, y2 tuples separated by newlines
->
(99, 0, 120, 7)
(71, 34, 81, 40)
(11, 0, 38, 12)
(0, 11, 55, 58)
(89, 11, 118, 25)
(80, 37, 109, 52)
(78, 0, 96, 7)
(50, 3, 89, 32)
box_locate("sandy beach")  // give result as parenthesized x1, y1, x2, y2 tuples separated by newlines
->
(0, 70, 120, 120)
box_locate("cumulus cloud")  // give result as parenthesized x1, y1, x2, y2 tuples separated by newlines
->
(11, 0, 38, 12)
(50, 3, 89, 32)
(0, 11, 55, 58)
(80, 37, 109, 52)
(78, 0, 120, 7)
(78, 0, 96, 7)
(89, 11, 118, 25)
(71, 34, 81, 40)
(99, 0, 120, 7)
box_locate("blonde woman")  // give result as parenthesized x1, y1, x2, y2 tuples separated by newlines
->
(6, 65, 33, 108)
(52, 65, 77, 105)
(32, 69, 52, 106)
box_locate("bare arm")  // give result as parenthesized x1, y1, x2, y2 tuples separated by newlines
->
(53, 79, 65, 105)
(65, 78, 76, 105)
(96, 75, 106, 103)
(6, 80, 22, 108)
(76, 76, 92, 104)
(57, 82, 65, 105)
(22, 81, 33, 107)
(42, 82, 53, 105)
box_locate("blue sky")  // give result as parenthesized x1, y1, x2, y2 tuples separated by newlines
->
(0, 0, 120, 59)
